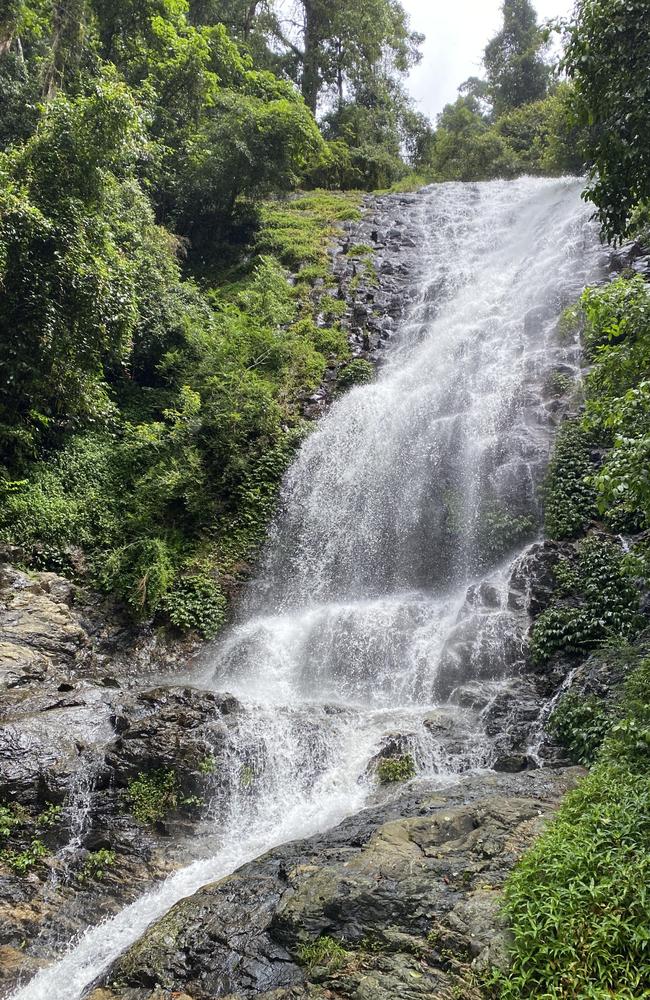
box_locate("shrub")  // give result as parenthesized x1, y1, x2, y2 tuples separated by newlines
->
(127, 769, 179, 825)
(530, 536, 641, 664)
(1, 839, 47, 874)
(161, 575, 227, 638)
(547, 692, 611, 764)
(544, 421, 597, 540)
(101, 538, 176, 618)
(377, 754, 416, 784)
(0, 804, 22, 840)
(80, 849, 117, 882)
(336, 358, 375, 392)
(499, 658, 650, 999)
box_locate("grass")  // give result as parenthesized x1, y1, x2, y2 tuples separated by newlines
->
(497, 657, 650, 999)
(297, 935, 350, 972)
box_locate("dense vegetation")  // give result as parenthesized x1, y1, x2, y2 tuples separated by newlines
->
(491, 2, 650, 988)
(496, 275, 650, 999)
(500, 656, 650, 999)
(0, 0, 423, 630)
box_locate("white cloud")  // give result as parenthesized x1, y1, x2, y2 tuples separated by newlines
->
(401, 0, 576, 120)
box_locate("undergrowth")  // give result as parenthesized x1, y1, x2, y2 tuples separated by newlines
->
(501, 273, 650, 997)
(497, 658, 650, 999)
(0, 191, 363, 636)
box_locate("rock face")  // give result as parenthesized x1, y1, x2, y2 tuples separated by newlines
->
(300, 194, 421, 421)
(0, 665, 240, 994)
(0, 562, 203, 693)
(0, 564, 87, 689)
(92, 768, 583, 1000)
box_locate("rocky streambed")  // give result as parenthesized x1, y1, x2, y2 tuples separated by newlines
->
(88, 767, 583, 1000)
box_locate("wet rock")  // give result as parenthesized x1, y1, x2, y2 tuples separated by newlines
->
(509, 542, 567, 617)
(0, 683, 240, 992)
(492, 754, 533, 773)
(96, 768, 584, 1000)
(0, 565, 87, 689)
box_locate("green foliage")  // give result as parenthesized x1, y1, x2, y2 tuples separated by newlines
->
(336, 359, 374, 392)
(562, 0, 650, 242)
(161, 575, 227, 638)
(297, 936, 349, 973)
(498, 658, 650, 999)
(428, 97, 518, 183)
(425, 86, 583, 184)
(495, 86, 586, 176)
(1, 838, 47, 874)
(0, 2, 370, 631)
(579, 277, 650, 531)
(530, 536, 641, 664)
(127, 769, 179, 825)
(101, 538, 176, 619)
(80, 848, 117, 882)
(0, 78, 149, 462)
(198, 755, 217, 775)
(376, 754, 416, 784)
(479, 508, 535, 562)
(257, 191, 361, 270)
(36, 803, 62, 829)
(483, 0, 549, 115)
(0, 187, 361, 629)
(548, 692, 611, 764)
(0, 804, 23, 840)
(543, 422, 597, 540)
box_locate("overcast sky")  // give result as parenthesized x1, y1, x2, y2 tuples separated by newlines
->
(402, 0, 576, 120)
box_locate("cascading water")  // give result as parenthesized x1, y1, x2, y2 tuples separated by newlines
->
(8, 177, 608, 1000)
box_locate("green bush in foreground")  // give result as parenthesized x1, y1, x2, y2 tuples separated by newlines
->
(498, 659, 650, 999)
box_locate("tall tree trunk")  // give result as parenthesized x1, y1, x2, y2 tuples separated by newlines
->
(243, 1, 260, 39)
(0, 0, 22, 56)
(42, 0, 85, 99)
(336, 39, 344, 111)
(301, 0, 321, 114)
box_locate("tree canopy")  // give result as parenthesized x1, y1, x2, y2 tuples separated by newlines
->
(562, 0, 650, 243)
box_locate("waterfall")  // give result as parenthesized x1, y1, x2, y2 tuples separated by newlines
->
(8, 177, 607, 1000)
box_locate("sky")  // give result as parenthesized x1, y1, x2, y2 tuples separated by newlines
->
(401, 0, 576, 121)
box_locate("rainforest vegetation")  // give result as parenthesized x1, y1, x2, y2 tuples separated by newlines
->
(1, 1, 650, 996)
(0, 0, 622, 631)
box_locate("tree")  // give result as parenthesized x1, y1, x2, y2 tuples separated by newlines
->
(429, 96, 517, 181)
(188, 0, 261, 36)
(270, 0, 422, 115)
(42, 0, 88, 98)
(0, 0, 23, 55)
(0, 78, 168, 462)
(562, 0, 650, 243)
(484, 0, 549, 116)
